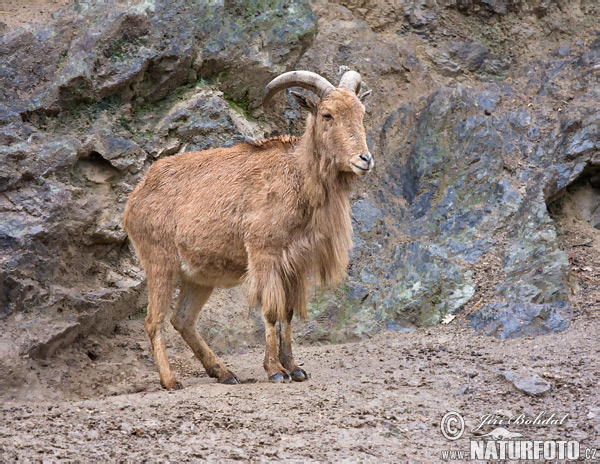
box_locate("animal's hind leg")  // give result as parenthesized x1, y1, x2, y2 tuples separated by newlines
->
(145, 265, 180, 390)
(171, 279, 239, 385)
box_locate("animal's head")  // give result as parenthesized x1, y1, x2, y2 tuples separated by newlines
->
(263, 70, 374, 176)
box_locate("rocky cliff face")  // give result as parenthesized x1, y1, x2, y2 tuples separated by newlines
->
(1, 0, 598, 385)
(0, 0, 317, 384)
(293, 0, 599, 342)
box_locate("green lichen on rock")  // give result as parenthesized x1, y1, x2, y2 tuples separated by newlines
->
(380, 242, 475, 327)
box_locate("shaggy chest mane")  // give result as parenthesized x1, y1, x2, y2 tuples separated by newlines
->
(302, 180, 353, 286)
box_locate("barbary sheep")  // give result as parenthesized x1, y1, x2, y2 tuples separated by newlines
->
(122, 70, 373, 389)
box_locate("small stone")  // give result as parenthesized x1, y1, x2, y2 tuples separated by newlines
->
(119, 422, 133, 433)
(500, 371, 551, 396)
(558, 44, 571, 56)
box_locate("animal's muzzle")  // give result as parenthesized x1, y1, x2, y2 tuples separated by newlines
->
(351, 151, 374, 175)
(359, 152, 374, 170)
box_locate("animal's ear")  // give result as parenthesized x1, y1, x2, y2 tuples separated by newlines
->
(290, 91, 317, 113)
(359, 90, 372, 103)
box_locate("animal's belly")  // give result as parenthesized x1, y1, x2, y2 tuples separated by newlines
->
(176, 241, 248, 288)
(180, 267, 244, 288)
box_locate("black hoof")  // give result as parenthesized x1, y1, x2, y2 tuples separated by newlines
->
(290, 368, 308, 382)
(163, 381, 184, 391)
(221, 374, 240, 385)
(269, 372, 291, 383)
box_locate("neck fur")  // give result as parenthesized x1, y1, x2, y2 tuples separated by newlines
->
(294, 114, 356, 286)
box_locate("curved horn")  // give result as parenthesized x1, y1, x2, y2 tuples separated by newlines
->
(338, 70, 362, 94)
(262, 71, 335, 107)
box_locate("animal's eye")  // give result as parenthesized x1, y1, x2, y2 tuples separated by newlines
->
(322, 113, 333, 121)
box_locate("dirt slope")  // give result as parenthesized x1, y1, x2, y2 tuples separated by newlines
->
(0, 0, 72, 28)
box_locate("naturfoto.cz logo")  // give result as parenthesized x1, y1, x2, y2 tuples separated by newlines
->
(440, 411, 598, 461)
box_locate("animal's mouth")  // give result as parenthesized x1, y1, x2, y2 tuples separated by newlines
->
(351, 162, 372, 176)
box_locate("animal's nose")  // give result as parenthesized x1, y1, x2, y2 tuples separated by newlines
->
(360, 152, 373, 168)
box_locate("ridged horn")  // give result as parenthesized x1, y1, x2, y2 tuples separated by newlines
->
(262, 71, 335, 107)
(338, 70, 362, 94)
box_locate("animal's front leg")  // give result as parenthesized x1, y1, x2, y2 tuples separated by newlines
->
(279, 314, 309, 382)
(247, 249, 292, 383)
(262, 312, 291, 383)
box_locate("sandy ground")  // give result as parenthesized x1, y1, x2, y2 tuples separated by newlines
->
(1, 311, 598, 461)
